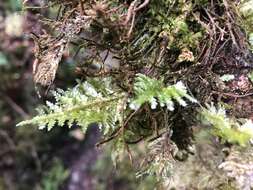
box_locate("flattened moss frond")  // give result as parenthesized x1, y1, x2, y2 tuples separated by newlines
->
(130, 74, 197, 111)
(201, 104, 253, 146)
(239, 0, 253, 50)
(17, 80, 125, 134)
(18, 74, 196, 133)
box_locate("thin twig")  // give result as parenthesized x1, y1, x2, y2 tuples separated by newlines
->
(0, 130, 16, 151)
(96, 109, 139, 147)
(212, 91, 253, 98)
(1, 94, 29, 119)
(134, 0, 150, 11)
(123, 0, 138, 25)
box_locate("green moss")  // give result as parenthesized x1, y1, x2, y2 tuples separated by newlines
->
(40, 160, 69, 190)
(0, 178, 6, 190)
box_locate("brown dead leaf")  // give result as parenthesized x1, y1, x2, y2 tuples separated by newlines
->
(32, 34, 67, 86)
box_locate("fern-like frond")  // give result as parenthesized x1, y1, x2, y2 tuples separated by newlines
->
(136, 134, 178, 181)
(17, 74, 197, 135)
(17, 80, 125, 133)
(129, 74, 197, 110)
(201, 104, 253, 146)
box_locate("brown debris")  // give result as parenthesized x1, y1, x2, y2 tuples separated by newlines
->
(32, 34, 67, 86)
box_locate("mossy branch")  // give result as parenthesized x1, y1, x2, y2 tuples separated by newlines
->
(17, 80, 125, 133)
(17, 96, 123, 127)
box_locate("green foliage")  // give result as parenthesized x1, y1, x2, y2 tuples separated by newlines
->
(18, 74, 196, 134)
(130, 74, 197, 111)
(248, 71, 253, 83)
(239, 0, 253, 22)
(0, 177, 5, 190)
(111, 137, 126, 166)
(200, 104, 253, 146)
(17, 79, 124, 134)
(13, 0, 253, 188)
(93, 146, 157, 190)
(11, 0, 22, 11)
(249, 33, 253, 47)
(147, 0, 203, 50)
(5, 0, 22, 11)
(41, 160, 69, 190)
(239, 0, 253, 50)
(0, 52, 8, 66)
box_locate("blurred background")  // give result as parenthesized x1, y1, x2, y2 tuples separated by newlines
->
(0, 1, 158, 189)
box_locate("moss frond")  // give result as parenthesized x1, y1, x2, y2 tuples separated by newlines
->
(200, 104, 253, 146)
(130, 74, 197, 111)
(17, 80, 125, 133)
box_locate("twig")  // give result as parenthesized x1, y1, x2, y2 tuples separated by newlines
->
(212, 91, 253, 98)
(96, 109, 139, 147)
(79, 0, 85, 15)
(134, 0, 150, 11)
(1, 94, 29, 119)
(124, 0, 150, 38)
(124, 0, 138, 25)
(125, 144, 133, 165)
(23, 2, 57, 10)
(127, 12, 136, 38)
(125, 136, 146, 144)
(0, 130, 16, 151)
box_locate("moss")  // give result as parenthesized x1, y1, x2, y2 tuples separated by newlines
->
(14, 0, 253, 189)
(0, 178, 6, 190)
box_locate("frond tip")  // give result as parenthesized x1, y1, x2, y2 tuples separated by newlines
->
(200, 104, 253, 146)
(129, 74, 197, 110)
